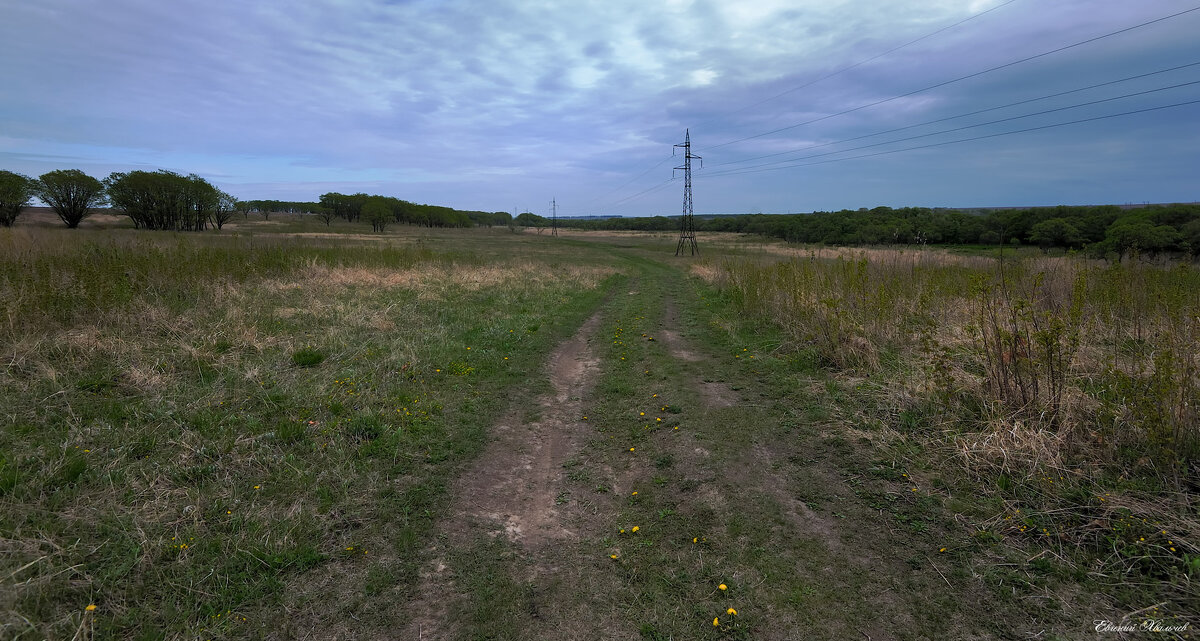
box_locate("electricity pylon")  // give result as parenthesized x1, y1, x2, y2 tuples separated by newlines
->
(550, 198, 558, 236)
(674, 129, 700, 256)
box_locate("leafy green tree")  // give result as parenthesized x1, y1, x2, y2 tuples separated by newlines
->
(211, 190, 238, 230)
(34, 169, 106, 228)
(0, 170, 34, 227)
(1181, 219, 1200, 254)
(1028, 218, 1084, 251)
(363, 197, 391, 232)
(1105, 219, 1180, 259)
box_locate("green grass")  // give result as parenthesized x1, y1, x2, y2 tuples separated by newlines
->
(2, 219, 1196, 638)
(0, 223, 618, 638)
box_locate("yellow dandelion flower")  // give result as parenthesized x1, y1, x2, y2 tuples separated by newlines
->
(713, 617, 719, 626)
(620, 529, 626, 534)
(254, 485, 260, 489)
(631, 491, 638, 496)
(656, 418, 662, 422)
(629, 447, 635, 452)
(86, 604, 97, 612)
(693, 537, 698, 543)
(632, 526, 640, 533)
(727, 607, 737, 616)
(610, 554, 618, 559)
(939, 547, 946, 552)
(640, 412, 645, 416)
(718, 583, 727, 591)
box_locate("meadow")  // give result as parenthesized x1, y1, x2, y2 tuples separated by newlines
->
(1, 211, 1195, 639)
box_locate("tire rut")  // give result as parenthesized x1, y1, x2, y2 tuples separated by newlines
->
(401, 309, 605, 640)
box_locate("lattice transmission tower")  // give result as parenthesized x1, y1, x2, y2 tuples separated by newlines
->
(674, 129, 701, 256)
(550, 197, 558, 236)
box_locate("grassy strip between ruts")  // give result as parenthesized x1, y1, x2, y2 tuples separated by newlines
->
(0, 230, 617, 639)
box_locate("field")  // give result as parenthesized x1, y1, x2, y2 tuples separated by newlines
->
(1, 211, 1197, 640)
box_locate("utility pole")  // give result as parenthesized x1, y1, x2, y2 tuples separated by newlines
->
(674, 129, 700, 256)
(550, 198, 558, 236)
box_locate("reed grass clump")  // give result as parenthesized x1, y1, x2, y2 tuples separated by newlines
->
(698, 247, 1199, 478)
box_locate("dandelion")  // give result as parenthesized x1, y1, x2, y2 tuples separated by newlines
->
(254, 485, 260, 490)
(629, 447, 635, 452)
(693, 537, 698, 543)
(718, 583, 727, 591)
(640, 412, 645, 416)
(632, 526, 640, 533)
(727, 608, 737, 616)
(631, 491, 638, 496)
(610, 554, 618, 560)
(713, 617, 719, 626)
(86, 604, 97, 612)
(656, 418, 662, 422)
(939, 547, 946, 552)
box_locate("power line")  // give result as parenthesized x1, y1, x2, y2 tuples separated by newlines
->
(699, 5, 1200, 152)
(701, 79, 1200, 176)
(603, 177, 678, 211)
(572, 1, 1022, 217)
(692, 0, 1021, 130)
(702, 99, 1200, 178)
(567, 154, 675, 216)
(708, 60, 1200, 168)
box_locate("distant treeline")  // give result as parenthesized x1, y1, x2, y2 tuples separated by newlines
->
(315, 192, 512, 229)
(555, 204, 1200, 257)
(5, 168, 1196, 257)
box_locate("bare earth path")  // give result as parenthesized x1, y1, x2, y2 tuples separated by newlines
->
(401, 310, 605, 640)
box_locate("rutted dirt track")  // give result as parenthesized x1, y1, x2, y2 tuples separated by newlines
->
(402, 310, 604, 640)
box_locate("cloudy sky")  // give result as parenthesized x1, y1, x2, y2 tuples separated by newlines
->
(2, 0, 1197, 215)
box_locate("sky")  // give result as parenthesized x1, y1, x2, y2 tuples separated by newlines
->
(2, 0, 1198, 216)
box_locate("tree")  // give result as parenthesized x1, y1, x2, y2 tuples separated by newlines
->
(363, 197, 391, 232)
(34, 169, 106, 228)
(1028, 218, 1084, 251)
(314, 205, 336, 226)
(211, 190, 238, 230)
(1181, 219, 1200, 254)
(0, 170, 34, 227)
(1105, 219, 1179, 259)
(515, 212, 548, 234)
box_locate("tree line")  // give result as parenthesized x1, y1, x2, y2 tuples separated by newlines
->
(0, 168, 240, 231)
(556, 204, 1200, 258)
(5, 167, 1195, 257)
(316, 192, 512, 230)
